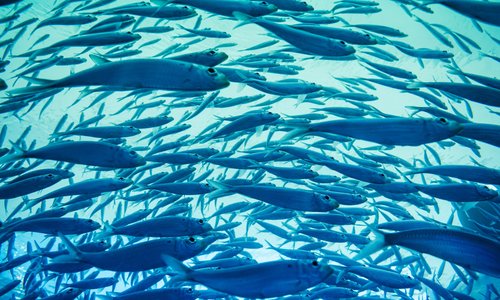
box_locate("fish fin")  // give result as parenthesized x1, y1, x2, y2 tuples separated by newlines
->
(90, 54, 110, 65)
(95, 221, 114, 240)
(232, 12, 254, 29)
(232, 11, 253, 21)
(0, 142, 26, 164)
(8, 81, 53, 95)
(194, 15, 202, 30)
(57, 232, 83, 259)
(207, 180, 235, 193)
(161, 254, 192, 281)
(280, 127, 309, 143)
(353, 226, 386, 261)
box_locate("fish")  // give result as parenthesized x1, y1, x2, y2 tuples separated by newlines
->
(356, 227, 500, 278)
(10, 59, 230, 95)
(0, 0, 498, 299)
(296, 117, 463, 146)
(163, 256, 333, 298)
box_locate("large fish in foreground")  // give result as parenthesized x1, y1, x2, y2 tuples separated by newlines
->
(11, 59, 230, 95)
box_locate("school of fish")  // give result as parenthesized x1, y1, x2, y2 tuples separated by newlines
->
(0, 0, 499, 299)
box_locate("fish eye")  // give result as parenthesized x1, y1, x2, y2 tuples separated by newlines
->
(119, 177, 124, 181)
(130, 150, 137, 155)
(438, 117, 447, 124)
(261, 1, 268, 4)
(47, 174, 53, 177)
(198, 219, 204, 224)
(207, 68, 217, 76)
(208, 50, 216, 55)
(187, 288, 193, 293)
(340, 41, 346, 45)
(183, 5, 188, 9)
(312, 260, 318, 266)
(379, 173, 385, 177)
(188, 237, 195, 243)
(324, 195, 330, 200)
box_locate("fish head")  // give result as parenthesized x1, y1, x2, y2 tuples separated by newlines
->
(204, 67, 231, 90)
(121, 148, 146, 167)
(124, 126, 141, 135)
(251, 71, 267, 81)
(202, 182, 217, 192)
(204, 48, 229, 63)
(60, 170, 75, 179)
(179, 236, 212, 257)
(299, 260, 334, 285)
(332, 40, 356, 56)
(93, 240, 111, 251)
(314, 192, 339, 211)
(195, 218, 213, 232)
(126, 31, 141, 42)
(299, 2, 315, 11)
(370, 171, 390, 184)
(40, 173, 64, 183)
(181, 287, 200, 299)
(431, 117, 463, 136)
(306, 169, 319, 178)
(113, 176, 133, 188)
(80, 218, 101, 231)
(362, 32, 378, 45)
(401, 274, 420, 287)
(260, 111, 281, 122)
(475, 184, 498, 199)
(179, 5, 197, 17)
(250, 2, 278, 16)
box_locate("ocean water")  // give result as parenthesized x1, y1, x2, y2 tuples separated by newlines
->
(0, 0, 499, 299)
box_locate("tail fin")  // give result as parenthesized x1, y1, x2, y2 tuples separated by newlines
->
(280, 127, 309, 143)
(353, 226, 386, 261)
(0, 143, 26, 165)
(8, 77, 57, 95)
(232, 12, 254, 29)
(57, 232, 83, 260)
(161, 254, 192, 281)
(94, 221, 114, 240)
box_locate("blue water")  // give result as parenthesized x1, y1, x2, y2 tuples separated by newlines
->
(0, 0, 499, 299)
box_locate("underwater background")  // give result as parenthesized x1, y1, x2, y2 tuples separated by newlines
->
(0, 0, 499, 299)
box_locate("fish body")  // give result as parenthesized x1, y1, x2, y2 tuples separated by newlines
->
(165, 257, 333, 298)
(12, 59, 229, 94)
(357, 228, 500, 278)
(0, 141, 145, 168)
(308, 117, 463, 146)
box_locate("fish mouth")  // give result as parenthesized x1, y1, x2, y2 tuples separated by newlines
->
(215, 74, 231, 88)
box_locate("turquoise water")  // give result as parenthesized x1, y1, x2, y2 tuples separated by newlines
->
(0, 0, 499, 299)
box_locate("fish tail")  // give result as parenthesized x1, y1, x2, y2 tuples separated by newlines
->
(207, 180, 235, 194)
(161, 254, 192, 281)
(0, 143, 26, 165)
(280, 127, 309, 142)
(353, 227, 386, 261)
(232, 12, 255, 29)
(94, 221, 114, 240)
(8, 77, 55, 95)
(57, 232, 83, 260)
